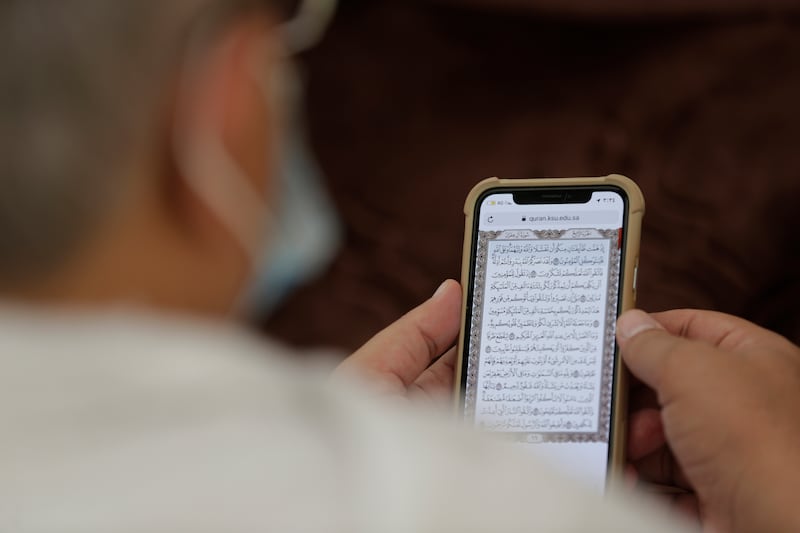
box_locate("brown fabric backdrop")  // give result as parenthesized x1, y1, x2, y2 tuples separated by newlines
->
(429, 0, 800, 18)
(263, 0, 800, 351)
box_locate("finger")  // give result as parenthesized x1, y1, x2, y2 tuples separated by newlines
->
(649, 309, 789, 353)
(627, 407, 665, 461)
(617, 310, 709, 393)
(338, 280, 462, 388)
(634, 446, 692, 490)
(408, 346, 458, 403)
(624, 464, 638, 489)
(671, 493, 701, 524)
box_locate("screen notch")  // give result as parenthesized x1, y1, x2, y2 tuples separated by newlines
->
(512, 189, 593, 205)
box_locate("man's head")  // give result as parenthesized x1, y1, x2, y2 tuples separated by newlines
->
(0, 0, 284, 314)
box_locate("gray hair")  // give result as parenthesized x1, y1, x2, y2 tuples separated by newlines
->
(0, 0, 274, 286)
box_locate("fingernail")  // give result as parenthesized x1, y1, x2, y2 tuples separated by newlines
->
(433, 280, 451, 299)
(617, 310, 662, 340)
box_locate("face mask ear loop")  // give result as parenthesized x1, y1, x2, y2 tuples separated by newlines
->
(172, 29, 273, 263)
(280, 0, 338, 55)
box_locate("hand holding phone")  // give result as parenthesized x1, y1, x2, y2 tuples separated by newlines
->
(455, 175, 644, 493)
(620, 308, 800, 531)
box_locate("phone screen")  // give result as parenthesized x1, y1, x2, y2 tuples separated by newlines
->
(460, 186, 629, 492)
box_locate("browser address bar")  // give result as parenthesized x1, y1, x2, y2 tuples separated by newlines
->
(484, 211, 619, 226)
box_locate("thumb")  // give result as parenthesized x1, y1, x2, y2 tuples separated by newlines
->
(336, 280, 462, 388)
(616, 310, 697, 394)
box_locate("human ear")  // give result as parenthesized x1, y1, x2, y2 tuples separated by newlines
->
(166, 16, 280, 257)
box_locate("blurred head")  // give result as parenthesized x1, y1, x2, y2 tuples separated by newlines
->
(0, 0, 286, 315)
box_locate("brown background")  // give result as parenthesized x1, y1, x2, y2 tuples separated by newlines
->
(263, 0, 800, 351)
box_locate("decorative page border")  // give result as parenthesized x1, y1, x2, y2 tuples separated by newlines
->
(464, 228, 621, 443)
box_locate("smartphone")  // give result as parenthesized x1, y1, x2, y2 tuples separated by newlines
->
(454, 175, 644, 493)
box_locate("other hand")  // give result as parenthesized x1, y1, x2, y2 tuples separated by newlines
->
(619, 309, 800, 532)
(333, 280, 462, 406)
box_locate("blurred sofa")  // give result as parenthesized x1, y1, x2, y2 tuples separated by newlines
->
(263, 0, 800, 350)
(429, 0, 798, 17)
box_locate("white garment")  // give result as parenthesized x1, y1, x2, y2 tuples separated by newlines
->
(0, 309, 687, 532)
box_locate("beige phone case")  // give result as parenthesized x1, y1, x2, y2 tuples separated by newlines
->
(454, 175, 645, 480)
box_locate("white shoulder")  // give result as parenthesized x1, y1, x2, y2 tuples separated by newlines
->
(0, 310, 685, 532)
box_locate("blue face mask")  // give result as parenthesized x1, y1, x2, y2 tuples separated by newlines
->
(239, 64, 341, 317)
(174, 0, 341, 318)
